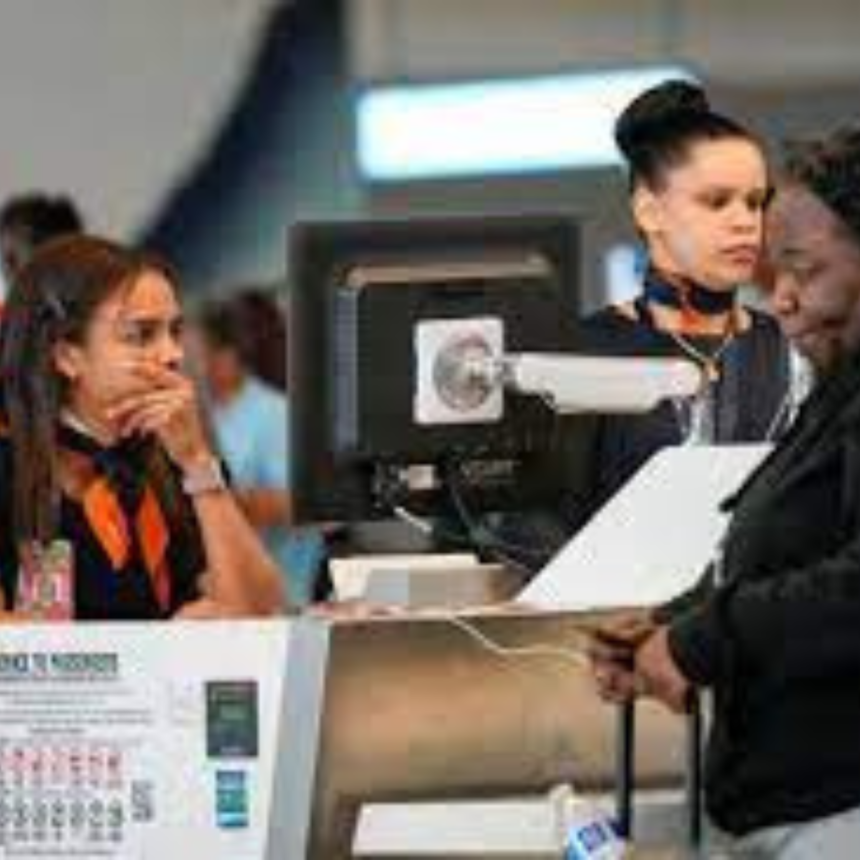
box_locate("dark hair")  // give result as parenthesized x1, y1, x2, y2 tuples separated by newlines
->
(783, 126, 860, 246)
(198, 299, 243, 353)
(1, 234, 184, 542)
(198, 289, 287, 391)
(615, 79, 757, 190)
(0, 193, 85, 279)
(230, 289, 287, 391)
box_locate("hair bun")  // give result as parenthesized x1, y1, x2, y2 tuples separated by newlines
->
(615, 79, 710, 161)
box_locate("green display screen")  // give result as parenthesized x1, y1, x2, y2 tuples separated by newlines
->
(206, 680, 259, 759)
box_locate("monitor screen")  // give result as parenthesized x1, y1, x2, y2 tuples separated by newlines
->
(288, 213, 594, 530)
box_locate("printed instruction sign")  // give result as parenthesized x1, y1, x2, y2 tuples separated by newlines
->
(0, 620, 291, 859)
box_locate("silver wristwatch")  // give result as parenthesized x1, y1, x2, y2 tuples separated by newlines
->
(181, 458, 227, 496)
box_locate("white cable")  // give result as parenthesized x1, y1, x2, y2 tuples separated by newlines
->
(392, 505, 434, 535)
(439, 611, 590, 670)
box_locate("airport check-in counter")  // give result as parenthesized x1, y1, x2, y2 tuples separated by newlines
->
(293, 610, 689, 858)
(0, 612, 690, 859)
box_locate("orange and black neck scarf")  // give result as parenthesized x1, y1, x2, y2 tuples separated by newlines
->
(58, 424, 173, 613)
(639, 266, 738, 327)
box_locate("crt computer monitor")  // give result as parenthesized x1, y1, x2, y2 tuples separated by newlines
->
(288, 213, 592, 526)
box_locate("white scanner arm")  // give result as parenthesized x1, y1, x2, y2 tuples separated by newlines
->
(502, 353, 703, 415)
(414, 319, 704, 424)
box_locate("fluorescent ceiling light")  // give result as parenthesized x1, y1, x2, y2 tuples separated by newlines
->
(357, 66, 697, 181)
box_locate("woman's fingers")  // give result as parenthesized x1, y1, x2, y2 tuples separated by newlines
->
(587, 635, 635, 666)
(109, 378, 193, 420)
(587, 613, 657, 704)
(594, 613, 656, 647)
(592, 660, 643, 703)
(635, 627, 692, 714)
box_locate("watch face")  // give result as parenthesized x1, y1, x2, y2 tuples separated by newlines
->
(205, 680, 259, 759)
(182, 459, 227, 495)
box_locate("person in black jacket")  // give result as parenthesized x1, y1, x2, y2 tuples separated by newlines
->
(593, 127, 860, 855)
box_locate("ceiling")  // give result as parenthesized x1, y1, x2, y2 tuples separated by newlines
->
(350, 0, 860, 88)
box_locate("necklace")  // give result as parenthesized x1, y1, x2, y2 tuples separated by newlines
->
(664, 327, 736, 384)
(637, 269, 741, 383)
(634, 296, 738, 383)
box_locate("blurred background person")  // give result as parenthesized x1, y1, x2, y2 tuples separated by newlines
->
(227, 287, 288, 392)
(193, 294, 325, 605)
(0, 192, 85, 295)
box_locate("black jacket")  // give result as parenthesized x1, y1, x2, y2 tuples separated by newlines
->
(572, 306, 790, 519)
(667, 351, 860, 834)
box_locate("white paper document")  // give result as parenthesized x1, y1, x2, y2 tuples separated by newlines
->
(518, 444, 772, 611)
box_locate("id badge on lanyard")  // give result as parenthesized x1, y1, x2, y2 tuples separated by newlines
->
(17, 540, 75, 621)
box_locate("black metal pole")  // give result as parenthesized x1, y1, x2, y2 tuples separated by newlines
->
(615, 699, 636, 838)
(686, 692, 703, 848)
